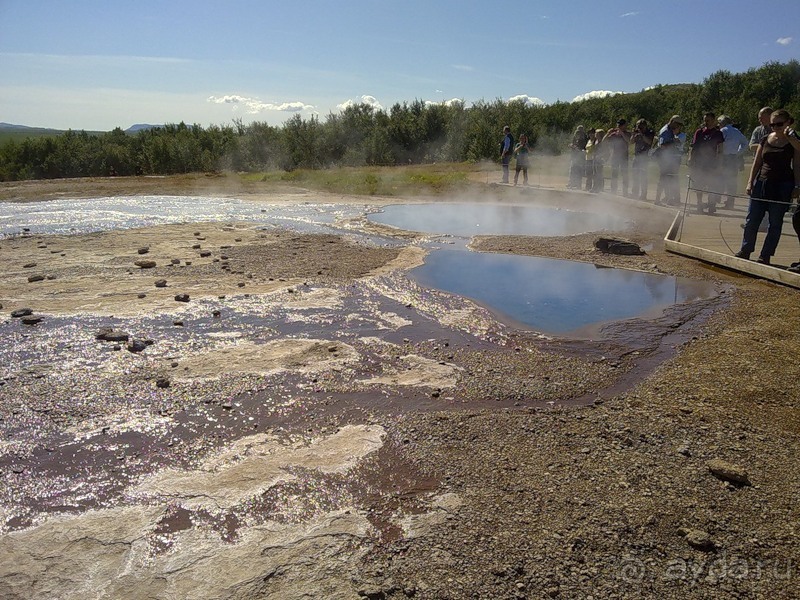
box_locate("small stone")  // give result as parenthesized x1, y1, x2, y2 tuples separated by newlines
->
(96, 328, 130, 342)
(126, 339, 149, 353)
(199, 251, 211, 257)
(173, 320, 184, 326)
(21, 315, 43, 325)
(137, 293, 147, 299)
(137, 247, 150, 254)
(134, 260, 157, 269)
(171, 258, 181, 265)
(154, 279, 168, 288)
(11, 308, 34, 318)
(707, 459, 751, 486)
(682, 528, 716, 551)
(23, 262, 37, 268)
(174, 294, 190, 302)
(27, 274, 45, 282)
(156, 377, 171, 389)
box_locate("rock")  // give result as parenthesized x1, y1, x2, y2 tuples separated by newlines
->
(137, 247, 150, 254)
(707, 459, 751, 486)
(681, 528, 716, 551)
(134, 260, 157, 269)
(95, 328, 130, 342)
(11, 308, 34, 318)
(23, 262, 37, 268)
(154, 279, 168, 288)
(192, 244, 201, 249)
(27, 274, 45, 282)
(21, 315, 43, 325)
(594, 237, 645, 255)
(174, 294, 190, 302)
(156, 377, 171, 388)
(127, 339, 149, 353)
(199, 251, 211, 257)
(357, 588, 385, 599)
(171, 259, 181, 265)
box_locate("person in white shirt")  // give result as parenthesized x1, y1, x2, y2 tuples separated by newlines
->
(718, 115, 749, 209)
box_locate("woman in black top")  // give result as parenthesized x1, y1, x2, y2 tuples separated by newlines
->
(736, 109, 800, 265)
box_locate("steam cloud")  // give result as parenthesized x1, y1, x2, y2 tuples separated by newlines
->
(207, 95, 313, 113)
(777, 37, 793, 46)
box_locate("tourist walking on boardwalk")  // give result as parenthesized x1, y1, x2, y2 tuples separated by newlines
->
(735, 109, 800, 266)
(603, 120, 631, 196)
(718, 115, 749, 209)
(630, 119, 655, 201)
(500, 126, 514, 184)
(688, 112, 724, 214)
(513, 134, 530, 186)
(567, 126, 589, 189)
(584, 129, 605, 193)
(654, 116, 684, 206)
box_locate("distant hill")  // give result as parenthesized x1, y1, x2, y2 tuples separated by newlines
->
(0, 122, 163, 145)
(125, 124, 162, 133)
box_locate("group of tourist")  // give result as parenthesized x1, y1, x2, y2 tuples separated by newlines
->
(499, 106, 800, 271)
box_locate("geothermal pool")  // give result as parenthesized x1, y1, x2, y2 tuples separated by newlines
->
(1, 196, 716, 336)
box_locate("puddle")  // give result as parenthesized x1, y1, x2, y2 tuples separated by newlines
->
(367, 202, 631, 236)
(408, 245, 718, 335)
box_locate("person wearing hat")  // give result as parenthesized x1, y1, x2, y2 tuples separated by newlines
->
(603, 119, 631, 195)
(654, 115, 685, 206)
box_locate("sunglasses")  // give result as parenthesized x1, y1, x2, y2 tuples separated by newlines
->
(770, 122, 786, 128)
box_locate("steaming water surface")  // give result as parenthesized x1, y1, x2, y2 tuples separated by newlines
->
(1, 196, 717, 336)
(367, 202, 631, 236)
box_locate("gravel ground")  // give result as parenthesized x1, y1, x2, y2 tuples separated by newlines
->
(1, 175, 799, 599)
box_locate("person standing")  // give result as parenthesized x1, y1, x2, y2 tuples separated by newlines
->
(513, 134, 530, 186)
(603, 119, 631, 195)
(567, 125, 589, 189)
(717, 115, 749, 209)
(735, 109, 800, 265)
(654, 116, 684, 206)
(584, 129, 605, 193)
(500, 126, 514, 184)
(630, 119, 655, 201)
(749, 106, 774, 152)
(688, 112, 724, 214)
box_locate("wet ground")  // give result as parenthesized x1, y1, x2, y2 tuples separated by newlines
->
(0, 192, 734, 599)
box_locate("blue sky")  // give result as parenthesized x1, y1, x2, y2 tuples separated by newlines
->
(1, 0, 798, 130)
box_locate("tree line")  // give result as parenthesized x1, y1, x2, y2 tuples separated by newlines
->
(1, 60, 799, 182)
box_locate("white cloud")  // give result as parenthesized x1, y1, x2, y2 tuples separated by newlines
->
(508, 94, 546, 107)
(336, 95, 384, 111)
(424, 98, 465, 107)
(207, 95, 313, 114)
(620, 11, 639, 18)
(571, 90, 625, 102)
(452, 64, 474, 72)
(777, 37, 793, 46)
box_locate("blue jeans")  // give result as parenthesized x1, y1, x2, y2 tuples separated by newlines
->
(740, 180, 794, 258)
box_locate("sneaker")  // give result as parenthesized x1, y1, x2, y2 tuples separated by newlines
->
(734, 251, 751, 260)
(756, 256, 770, 265)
